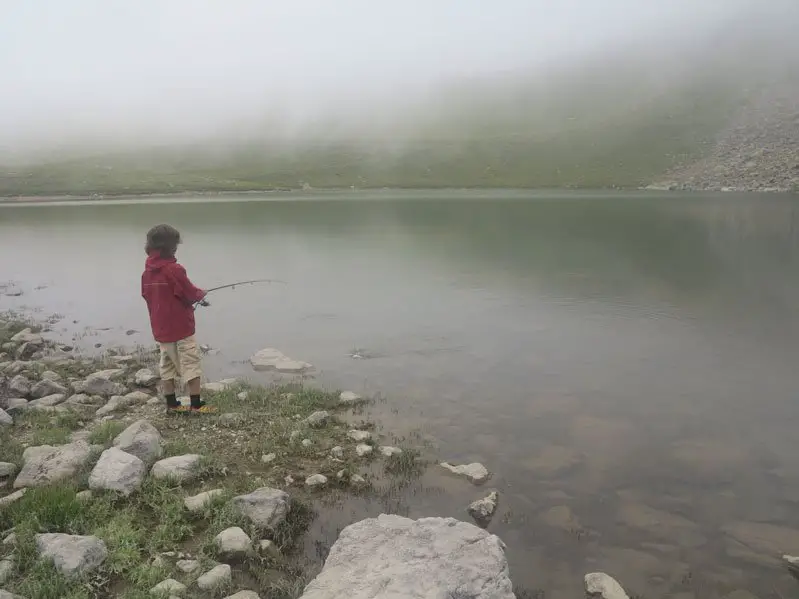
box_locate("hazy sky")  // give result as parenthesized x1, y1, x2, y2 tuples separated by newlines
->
(0, 0, 790, 156)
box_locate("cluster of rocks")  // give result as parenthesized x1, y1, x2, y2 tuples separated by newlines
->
(649, 82, 799, 193)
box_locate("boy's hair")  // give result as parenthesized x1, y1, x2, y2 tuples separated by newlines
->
(145, 224, 181, 257)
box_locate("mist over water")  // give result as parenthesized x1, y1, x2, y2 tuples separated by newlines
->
(1, 0, 797, 162)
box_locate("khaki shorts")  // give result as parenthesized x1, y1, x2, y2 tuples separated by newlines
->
(159, 335, 202, 383)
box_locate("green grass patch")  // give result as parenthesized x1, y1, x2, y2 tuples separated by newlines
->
(88, 421, 126, 446)
(13, 410, 84, 447)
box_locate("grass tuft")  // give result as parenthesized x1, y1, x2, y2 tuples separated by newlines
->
(88, 421, 126, 446)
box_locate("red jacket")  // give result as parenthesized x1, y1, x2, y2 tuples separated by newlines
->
(141, 252, 206, 343)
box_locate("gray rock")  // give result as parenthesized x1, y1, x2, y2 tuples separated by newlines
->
(14, 441, 94, 488)
(2, 533, 16, 546)
(202, 379, 236, 393)
(89, 448, 146, 496)
(10, 329, 41, 344)
(250, 348, 312, 373)
(231, 487, 290, 529)
(184, 489, 225, 513)
(379, 446, 402, 457)
(0, 462, 17, 478)
(76, 490, 93, 502)
(4, 398, 27, 414)
(585, 572, 629, 599)
(298, 515, 515, 599)
(237, 391, 249, 401)
(467, 491, 499, 524)
(150, 454, 202, 483)
(176, 559, 200, 573)
(224, 592, 261, 599)
(301, 438, 313, 447)
(258, 539, 280, 559)
(0, 409, 11, 427)
(0, 589, 24, 599)
(150, 578, 186, 596)
(219, 412, 245, 427)
(440, 462, 490, 485)
(305, 411, 330, 427)
(355, 444, 373, 457)
(0, 559, 13, 585)
(347, 430, 372, 442)
(95, 395, 130, 417)
(40, 370, 62, 381)
(261, 453, 276, 464)
(64, 393, 102, 406)
(30, 379, 67, 398)
(0, 489, 26, 508)
(8, 375, 30, 397)
(197, 564, 232, 590)
(134, 368, 158, 386)
(27, 393, 66, 408)
(35, 533, 107, 577)
(339, 391, 362, 405)
(305, 474, 327, 488)
(215, 527, 252, 559)
(113, 420, 163, 464)
(124, 390, 152, 404)
(83, 369, 127, 396)
(330, 446, 344, 459)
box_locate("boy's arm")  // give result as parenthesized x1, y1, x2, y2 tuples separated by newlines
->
(170, 265, 206, 305)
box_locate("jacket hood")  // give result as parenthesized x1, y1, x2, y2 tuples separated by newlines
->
(145, 252, 176, 272)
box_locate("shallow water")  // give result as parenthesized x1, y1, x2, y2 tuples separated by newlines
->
(2, 189, 799, 597)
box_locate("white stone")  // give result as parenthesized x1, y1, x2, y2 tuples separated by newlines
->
(440, 462, 490, 485)
(134, 368, 158, 386)
(231, 487, 290, 529)
(347, 429, 372, 442)
(76, 490, 93, 502)
(150, 454, 202, 483)
(305, 474, 327, 488)
(2, 532, 16, 546)
(8, 375, 30, 397)
(113, 420, 163, 463)
(237, 391, 249, 401)
(176, 559, 200, 573)
(14, 441, 94, 488)
(355, 444, 373, 457)
(4, 398, 27, 413)
(330, 446, 344, 459)
(30, 378, 67, 398)
(215, 527, 252, 558)
(585, 572, 630, 599)
(224, 592, 261, 599)
(197, 564, 232, 590)
(379, 446, 403, 457)
(27, 393, 66, 408)
(40, 370, 62, 381)
(467, 491, 499, 523)
(124, 390, 152, 403)
(338, 391, 362, 405)
(0, 588, 22, 599)
(0, 409, 11, 427)
(35, 533, 107, 577)
(0, 489, 26, 508)
(301, 438, 313, 447)
(0, 559, 13, 585)
(351, 474, 366, 484)
(184, 489, 225, 513)
(298, 515, 514, 599)
(261, 453, 276, 464)
(250, 348, 312, 373)
(89, 448, 146, 496)
(305, 411, 330, 427)
(83, 369, 127, 396)
(258, 539, 280, 559)
(150, 578, 186, 596)
(95, 395, 132, 417)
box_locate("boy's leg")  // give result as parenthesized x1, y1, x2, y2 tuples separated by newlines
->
(159, 342, 182, 410)
(176, 336, 212, 411)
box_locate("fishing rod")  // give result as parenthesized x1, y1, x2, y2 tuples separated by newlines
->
(193, 279, 287, 308)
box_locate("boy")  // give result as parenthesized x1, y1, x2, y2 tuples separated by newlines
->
(141, 224, 213, 413)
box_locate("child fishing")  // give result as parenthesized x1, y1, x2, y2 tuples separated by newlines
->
(141, 224, 214, 413)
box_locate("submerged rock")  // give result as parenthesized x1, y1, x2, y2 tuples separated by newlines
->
(339, 390, 363, 405)
(231, 487, 290, 529)
(585, 572, 630, 599)
(440, 462, 490, 485)
(379, 446, 402, 457)
(150, 454, 202, 483)
(298, 515, 515, 599)
(14, 441, 94, 488)
(467, 491, 499, 525)
(113, 420, 163, 464)
(89, 448, 146, 496)
(35, 533, 107, 577)
(0, 462, 16, 478)
(250, 348, 312, 373)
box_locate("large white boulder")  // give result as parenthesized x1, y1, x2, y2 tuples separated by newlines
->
(14, 441, 94, 488)
(83, 369, 127, 396)
(584, 572, 630, 599)
(35, 533, 107, 577)
(89, 448, 146, 496)
(250, 348, 312, 373)
(298, 515, 515, 599)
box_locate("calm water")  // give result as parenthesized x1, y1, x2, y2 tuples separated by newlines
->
(2, 190, 799, 597)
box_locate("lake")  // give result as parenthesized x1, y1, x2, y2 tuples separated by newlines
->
(2, 189, 799, 598)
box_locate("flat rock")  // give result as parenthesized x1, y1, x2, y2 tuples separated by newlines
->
(76, 490, 93, 502)
(231, 487, 290, 529)
(355, 444, 373, 457)
(64, 393, 103, 406)
(134, 368, 158, 386)
(298, 515, 515, 599)
(124, 390, 152, 403)
(0, 409, 11, 427)
(197, 564, 232, 590)
(305, 474, 327, 488)
(0, 590, 23, 599)
(30, 378, 67, 398)
(4, 398, 27, 414)
(40, 370, 62, 381)
(27, 393, 66, 408)
(89, 448, 146, 496)
(440, 462, 490, 485)
(202, 379, 237, 393)
(305, 411, 330, 427)
(176, 559, 201, 573)
(8, 375, 30, 397)
(339, 391, 363, 405)
(215, 527, 252, 559)
(83, 369, 127, 396)
(184, 489, 225, 513)
(0, 489, 26, 508)
(585, 572, 630, 599)
(2, 532, 16, 546)
(261, 453, 276, 464)
(14, 441, 94, 488)
(250, 348, 312, 373)
(0, 463, 15, 478)
(35, 533, 107, 577)
(113, 420, 163, 464)
(347, 429, 372, 442)
(150, 578, 186, 596)
(95, 395, 131, 417)
(10, 329, 42, 344)
(0, 559, 13, 585)
(380, 446, 403, 457)
(150, 454, 202, 483)
(467, 491, 499, 524)
(542, 505, 581, 531)
(225, 592, 261, 599)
